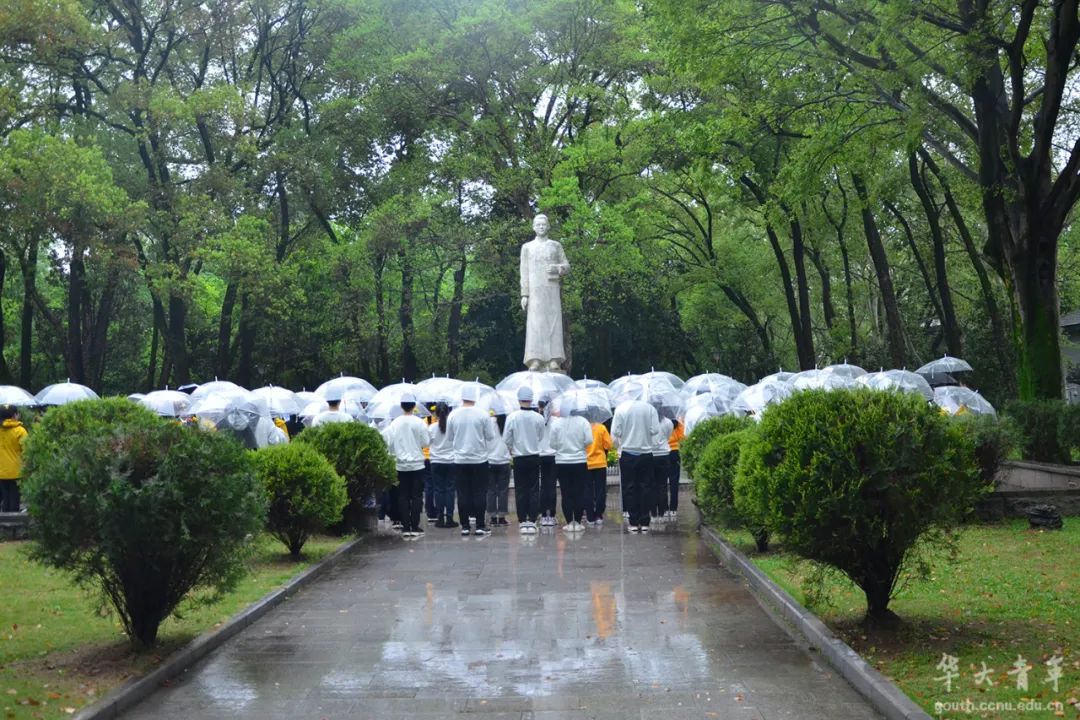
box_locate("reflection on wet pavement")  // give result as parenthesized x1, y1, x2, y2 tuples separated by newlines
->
(121, 490, 880, 720)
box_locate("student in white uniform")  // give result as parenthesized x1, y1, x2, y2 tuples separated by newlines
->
(537, 398, 558, 526)
(651, 414, 674, 523)
(447, 384, 497, 536)
(549, 406, 594, 532)
(380, 392, 431, 538)
(611, 398, 660, 533)
(504, 386, 545, 533)
(486, 412, 512, 526)
(428, 401, 458, 528)
(310, 388, 354, 426)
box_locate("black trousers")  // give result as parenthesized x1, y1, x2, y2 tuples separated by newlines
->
(539, 455, 557, 517)
(0, 479, 19, 513)
(557, 462, 588, 524)
(668, 450, 681, 511)
(587, 467, 607, 521)
(455, 462, 489, 529)
(487, 463, 511, 514)
(512, 454, 541, 522)
(430, 462, 456, 521)
(396, 468, 426, 532)
(424, 459, 437, 519)
(620, 452, 654, 527)
(652, 455, 670, 517)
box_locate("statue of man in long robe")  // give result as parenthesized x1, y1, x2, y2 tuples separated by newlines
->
(520, 214, 569, 371)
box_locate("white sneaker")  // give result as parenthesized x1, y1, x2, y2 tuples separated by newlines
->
(628, 525, 640, 533)
(640, 525, 649, 533)
(528, 523, 538, 534)
(461, 527, 471, 536)
(596, 517, 603, 525)
(473, 528, 491, 537)
(562, 523, 574, 532)
(519, 524, 529, 534)
(572, 521, 585, 532)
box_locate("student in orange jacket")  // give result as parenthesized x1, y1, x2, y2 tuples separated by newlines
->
(0, 405, 28, 513)
(585, 420, 613, 524)
(666, 420, 686, 519)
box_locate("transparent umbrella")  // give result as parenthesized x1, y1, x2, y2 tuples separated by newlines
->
(790, 370, 855, 392)
(549, 388, 613, 424)
(683, 393, 737, 433)
(251, 386, 305, 417)
(36, 381, 99, 406)
(416, 376, 463, 405)
(0, 385, 39, 406)
(140, 389, 193, 417)
(684, 373, 743, 395)
(917, 355, 974, 375)
(213, 397, 286, 449)
(126, 393, 145, 403)
(477, 389, 520, 416)
(733, 381, 793, 416)
(186, 392, 245, 424)
(366, 383, 430, 422)
(295, 390, 321, 405)
(759, 370, 796, 384)
(614, 381, 683, 420)
(822, 362, 868, 380)
(934, 386, 996, 416)
(314, 375, 377, 400)
(298, 398, 367, 425)
(575, 377, 609, 390)
(857, 370, 934, 401)
(637, 369, 685, 391)
(341, 385, 377, 405)
(191, 380, 247, 400)
(496, 371, 575, 403)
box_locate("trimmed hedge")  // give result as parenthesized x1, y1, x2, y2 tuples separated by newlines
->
(681, 414, 753, 479)
(256, 443, 348, 558)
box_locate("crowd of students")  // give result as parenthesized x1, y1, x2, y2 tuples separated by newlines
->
(378, 384, 684, 538)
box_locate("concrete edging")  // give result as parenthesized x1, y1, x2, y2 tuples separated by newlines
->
(74, 536, 365, 720)
(698, 523, 931, 720)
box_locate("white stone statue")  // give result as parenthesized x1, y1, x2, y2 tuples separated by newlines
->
(520, 214, 569, 371)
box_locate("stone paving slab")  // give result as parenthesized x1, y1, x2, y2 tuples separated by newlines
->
(120, 491, 881, 719)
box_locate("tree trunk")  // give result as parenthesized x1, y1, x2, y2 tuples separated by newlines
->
(908, 154, 963, 357)
(166, 294, 190, 385)
(236, 292, 255, 387)
(885, 201, 945, 344)
(852, 174, 906, 368)
(790, 219, 816, 368)
(373, 257, 390, 386)
(20, 238, 38, 387)
(806, 247, 835, 331)
(447, 253, 467, 376)
(67, 247, 87, 384)
(720, 284, 773, 361)
(1011, 235, 1062, 399)
(0, 251, 12, 384)
(216, 281, 238, 378)
(398, 245, 418, 382)
(87, 268, 120, 391)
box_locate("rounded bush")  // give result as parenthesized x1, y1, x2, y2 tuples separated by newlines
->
(21, 399, 265, 647)
(694, 429, 753, 520)
(256, 443, 348, 558)
(681, 415, 753, 479)
(294, 422, 395, 531)
(733, 389, 982, 624)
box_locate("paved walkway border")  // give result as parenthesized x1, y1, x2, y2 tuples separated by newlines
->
(73, 536, 365, 720)
(698, 520, 932, 720)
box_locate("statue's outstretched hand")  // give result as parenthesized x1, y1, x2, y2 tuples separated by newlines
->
(521, 296, 528, 311)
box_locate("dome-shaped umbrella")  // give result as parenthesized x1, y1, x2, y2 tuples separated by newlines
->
(549, 388, 613, 424)
(191, 380, 247, 400)
(314, 375, 377, 400)
(496, 371, 575, 404)
(917, 355, 974, 375)
(36, 381, 99, 406)
(614, 380, 683, 420)
(934, 386, 996, 416)
(250, 385, 305, 417)
(575, 377, 609, 390)
(416, 376, 463, 405)
(683, 393, 738, 433)
(857, 370, 934, 401)
(790, 370, 855, 392)
(295, 390, 320, 405)
(759, 370, 796, 384)
(733, 380, 793, 416)
(365, 383, 430, 422)
(186, 392, 245, 423)
(140, 389, 193, 417)
(126, 393, 145, 402)
(822, 362, 868, 380)
(213, 397, 285, 449)
(477, 389, 520, 416)
(637, 369, 685, 390)
(684, 373, 743, 395)
(0, 385, 39, 406)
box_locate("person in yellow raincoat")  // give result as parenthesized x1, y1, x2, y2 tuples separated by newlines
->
(0, 405, 29, 513)
(585, 421, 613, 525)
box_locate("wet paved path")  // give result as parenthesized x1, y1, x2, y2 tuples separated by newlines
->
(122, 491, 880, 719)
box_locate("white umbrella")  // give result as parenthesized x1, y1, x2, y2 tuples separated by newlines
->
(637, 369, 685, 390)
(822, 362, 868, 380)
(917, 355, 974, 375)
(186, 392, 245, 423)
(191, 380, 247, 400)
(477, 389, 520, 416)
(549, 388, 613, 424)
(614, 381, 683, 420)
(684, 373, 744, 395)
(496, 371, 575, 403)
(575, 377, 609, 390)
(0, 385, 39, 406)
(126, 393, 145, 402)
(250, 386, 305, 417)
(298, 398, 367, 426)
(857, 370, 934, 401)
(790, 370, 855, 392)
(416, 376, 463, 404)
(733, 381, 793, 416)
(36, 381, 99, 406)
(295, 390, 320, 405)
(934, 386, 996, 416)
(366, 383, 430, 421)
(314, 375, 377, 400)
(140, 389, 193, 417)
(759, 370, 796, 384)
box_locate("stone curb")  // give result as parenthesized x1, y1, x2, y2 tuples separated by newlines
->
(698, 523, 932, 720)
(74, 536, 365, 720)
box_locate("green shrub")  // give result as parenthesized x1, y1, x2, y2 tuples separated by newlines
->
(295, 422, 395, 531)
(1058, 403, 1080, 462)
(681, 415, 753, 479)
(21, 399, 265, 647)
(694, 429, 753, 518)
(951, 414, 1018, 485)
(1003, 399, 1067, 463)
(255, 443, 348, 558)
(734, 389, 983, 625)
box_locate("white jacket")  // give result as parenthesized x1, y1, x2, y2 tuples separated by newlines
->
(549, 415, 593, 464)
(428, 421, 455, 463)
(653, 417, 673, 456)
(447, 405, 497, 464)
(487, 416, 511, 465)
(381, 414, 430, 472)
(611, 400, 660, 454)
(503, 408, 546, 457)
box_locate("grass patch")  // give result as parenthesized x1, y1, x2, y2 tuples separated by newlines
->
(0, 533, 350, 720)
(710, 516, 1080, 718)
